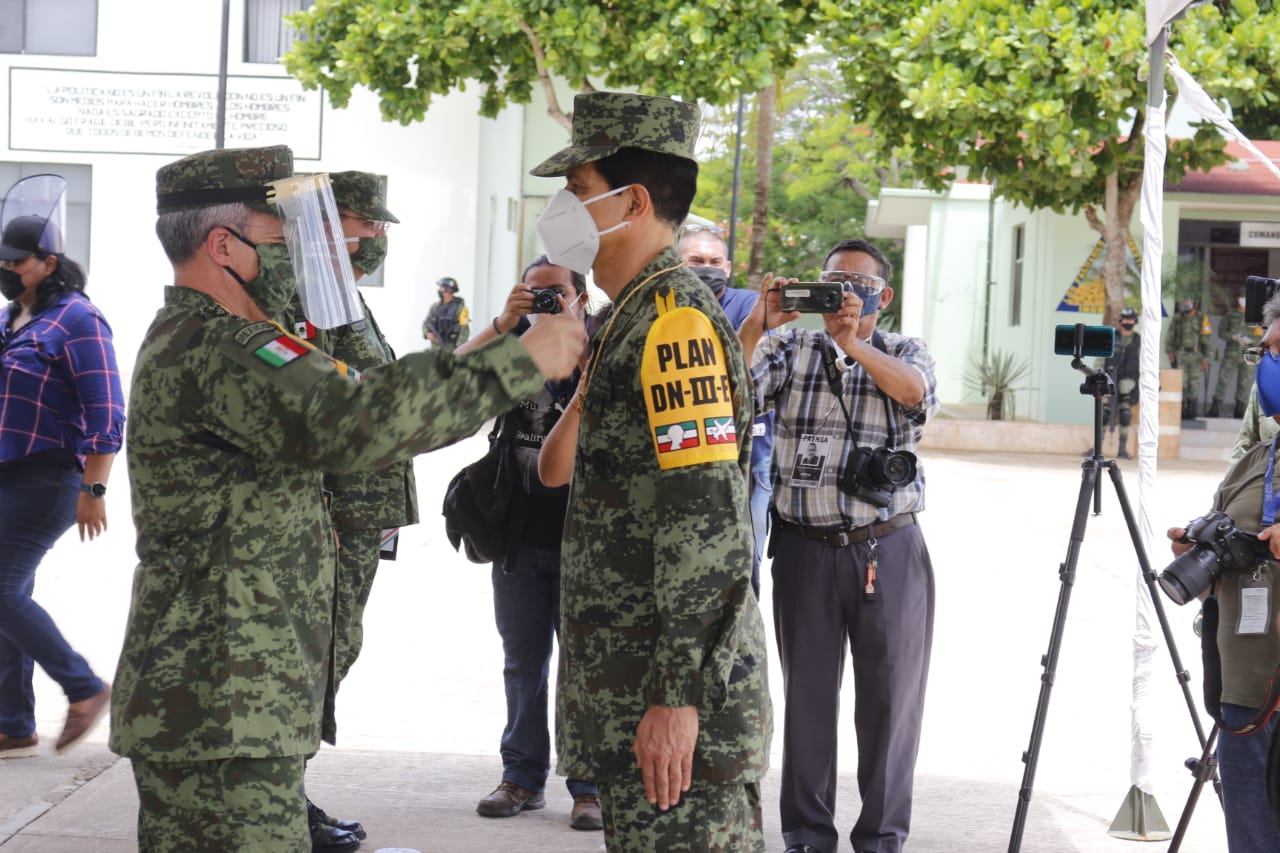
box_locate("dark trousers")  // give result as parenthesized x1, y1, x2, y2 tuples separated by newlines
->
(1219, 702, 1280, 853)
(0, 464, 103, 738)
(771, 523, 934, 853)
(493, 545, 595, 798)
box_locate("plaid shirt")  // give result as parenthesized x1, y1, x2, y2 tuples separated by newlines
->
(751, 327, 938, 528)
(0, 292, 125, 465)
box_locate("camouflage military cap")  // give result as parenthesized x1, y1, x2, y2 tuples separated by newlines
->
(155, 144, 293, 214)
(530, 92, 700, 178)
(329, 170, 399, 224)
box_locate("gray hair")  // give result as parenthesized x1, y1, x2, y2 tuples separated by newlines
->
(155, 202, 251, 265)
(1264, 290, 1280, 328)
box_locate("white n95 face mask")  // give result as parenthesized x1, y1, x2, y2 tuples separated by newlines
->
(535, 185, 632, 275)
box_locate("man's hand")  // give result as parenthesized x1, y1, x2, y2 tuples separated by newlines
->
(1167, 526, 1194, 557)
(518, 294, 587, 380)
(1256, 524, 1280, 561)
(633, 705, 698, 811)
(740, 273, 800, 362)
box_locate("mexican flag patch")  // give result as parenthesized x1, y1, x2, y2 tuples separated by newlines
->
(655, 420, 699, 453)
(254, 335, 309, 367)
(704, 416, 737, 445)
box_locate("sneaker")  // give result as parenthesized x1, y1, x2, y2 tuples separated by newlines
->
(476, 781, 546, 817)
(570, 793, 603, 830)
(0, 733, 38, 759)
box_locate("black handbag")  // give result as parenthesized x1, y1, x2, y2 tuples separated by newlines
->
(442, 415, 519, 564)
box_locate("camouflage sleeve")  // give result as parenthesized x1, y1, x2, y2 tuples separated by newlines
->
(1229, 388, 1264, 466)
(204, 320, 543, 473)
(646, 461, 753, 710)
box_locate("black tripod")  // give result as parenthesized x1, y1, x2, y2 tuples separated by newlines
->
(1008, 337, 1217, 853)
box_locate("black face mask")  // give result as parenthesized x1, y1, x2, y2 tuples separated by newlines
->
(691, 265, 728, 298)
(1120, 322, 1136, 332)
(0, 268, 26, 301)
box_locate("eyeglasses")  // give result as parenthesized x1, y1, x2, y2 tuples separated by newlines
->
(683, 223, 725, 237)
(340, 213, 391, 234)
(1243, 344, 1278, 366)
(819, 270, 885, 293)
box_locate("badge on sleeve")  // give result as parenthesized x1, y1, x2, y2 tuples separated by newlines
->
(641, 296, 738, 469)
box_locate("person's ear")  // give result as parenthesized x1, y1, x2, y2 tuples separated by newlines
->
(877, 286, 895, 312)
(206, 227, 234, 265)
(625, 184, 650, 219)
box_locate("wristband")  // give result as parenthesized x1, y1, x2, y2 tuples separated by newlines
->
(492, 317, 503, 336)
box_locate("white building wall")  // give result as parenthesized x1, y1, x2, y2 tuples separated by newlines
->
(0, 0, 522, 373)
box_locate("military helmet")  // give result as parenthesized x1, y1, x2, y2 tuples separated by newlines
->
(437, 276, 459, 292)
(155, 144, 293, 214)
(530, 92, 701, 178)
(329, 170, 399, 224)
(1119, 307, 1138, 321)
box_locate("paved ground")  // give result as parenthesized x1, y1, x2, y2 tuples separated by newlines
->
(0, 436, 1239, 851)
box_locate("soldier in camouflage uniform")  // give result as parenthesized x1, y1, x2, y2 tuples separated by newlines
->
(278, 171, 418, 849)
(423, 276, 470, 350)
(1209, 296, 1257, 419)
(1167, 298, 1211, 419)
(533, 92, 772, 853)
(109, 145, 586, 853)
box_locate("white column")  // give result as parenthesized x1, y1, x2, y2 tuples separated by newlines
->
(900, 224, 928, 337)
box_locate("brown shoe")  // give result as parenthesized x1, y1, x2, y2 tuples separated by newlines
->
(0, 732, 39, 759)
(570, 793, 603, 831)
(55, 683, 111, 753)
(476, 781, 546, 817)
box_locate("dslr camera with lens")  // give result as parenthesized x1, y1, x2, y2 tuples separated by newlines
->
(839, 446, 918, 509)
(530, 288, 563, 314)
(1158, 511, 1271, 605)
(780, 282, 843, 314)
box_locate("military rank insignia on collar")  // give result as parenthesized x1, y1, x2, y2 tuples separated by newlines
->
(254, 335, 309, 367)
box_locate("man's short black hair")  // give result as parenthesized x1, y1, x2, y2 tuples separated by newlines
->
(594, 147, 698, 229)
(824, 238, 893, 284)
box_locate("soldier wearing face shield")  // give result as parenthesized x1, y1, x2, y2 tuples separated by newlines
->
(276, 171, 417, 850)
(739, 239, 939, 853)
(109, 145, 586, 853)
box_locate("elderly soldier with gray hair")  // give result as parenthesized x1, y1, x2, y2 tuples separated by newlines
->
(109, 145, 585, 852)
(277, 170, 417, 849)
(535, 92, 772, 852)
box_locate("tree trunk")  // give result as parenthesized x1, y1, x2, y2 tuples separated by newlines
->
(988, 391, 1004, 421)
(747, 83, 776, 290)
(1099, 167, 1145, 328)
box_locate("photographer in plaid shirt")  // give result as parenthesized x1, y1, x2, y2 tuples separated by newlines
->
(738, 238, 938, 853)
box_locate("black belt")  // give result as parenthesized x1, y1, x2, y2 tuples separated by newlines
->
(775, 512, 916, 548)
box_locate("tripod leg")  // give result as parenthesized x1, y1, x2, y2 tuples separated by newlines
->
(1166, 725, 1219, 853)
(1009, 459, 1102, 853)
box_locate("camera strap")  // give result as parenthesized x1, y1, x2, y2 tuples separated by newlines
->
(1263, 434, 1280, 527)
(820, 334, 899, 450)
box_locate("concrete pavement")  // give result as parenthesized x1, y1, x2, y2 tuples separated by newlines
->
(0, 438, 1237, 851)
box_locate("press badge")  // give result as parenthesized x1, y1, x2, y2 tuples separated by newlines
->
(1236, 571, 1272, 635)
(789, 433, 831, 488)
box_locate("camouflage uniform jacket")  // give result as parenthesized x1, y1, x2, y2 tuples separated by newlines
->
(1168, 311, 1210, 358)
(557, 248, 772, 783)
(284, 292, 418, 529)
(111, 286, 543, 762)
(1217, 310, 1251, 358)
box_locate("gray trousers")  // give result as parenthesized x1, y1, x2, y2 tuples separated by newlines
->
(771, 521, 934, 853)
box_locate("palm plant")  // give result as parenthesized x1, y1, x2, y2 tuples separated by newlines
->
(962, 349, 1033, 421)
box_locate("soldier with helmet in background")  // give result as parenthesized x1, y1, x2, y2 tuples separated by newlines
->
(423, 275, 470, 351)
(1105, 307, 1141, 459)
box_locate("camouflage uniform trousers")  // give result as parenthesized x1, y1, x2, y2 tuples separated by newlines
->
(333, 527, 383, 686)
(1214, 347, 1252, 409)
(597, 775, 764, 853)
(131, 755, 307, 853)
(1176, 349, 1205, 406)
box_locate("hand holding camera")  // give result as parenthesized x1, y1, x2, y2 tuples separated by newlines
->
(1159, 511, 1272, 605)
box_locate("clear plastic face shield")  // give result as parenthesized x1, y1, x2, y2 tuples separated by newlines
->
(0, 174, 68, 257)
(819, 269, 886, 314)
(266, 174, 360, 329)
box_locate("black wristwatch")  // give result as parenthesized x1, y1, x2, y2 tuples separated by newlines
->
(81, 482, 107, 498)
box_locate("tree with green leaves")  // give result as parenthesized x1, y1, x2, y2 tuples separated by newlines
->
(284, 0, 819, 127)
(822, 0, 1280, 326)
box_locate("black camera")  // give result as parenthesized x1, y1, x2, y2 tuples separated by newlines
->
(780, 282, 843, 314)
(1245, 275, 1279, 326)
(1158, 511, 1271, 605)
(530, 288, 562, 314)
(838, 446, 918, 509)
